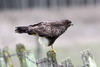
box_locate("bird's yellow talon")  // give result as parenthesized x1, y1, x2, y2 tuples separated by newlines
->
(49, 46, 55, 52)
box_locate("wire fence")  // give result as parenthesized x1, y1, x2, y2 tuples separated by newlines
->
(0, 51, 36, 64)
(0, 45, 60, 67)
(0, 44, 97, 67)
(1, 51, 44, 64)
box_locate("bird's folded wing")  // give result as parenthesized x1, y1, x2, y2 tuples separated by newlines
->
(30, 25, 52, 37)
(30, 25, 65, 37)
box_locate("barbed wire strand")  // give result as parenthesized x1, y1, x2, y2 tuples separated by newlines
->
(0, 51, 60, 66)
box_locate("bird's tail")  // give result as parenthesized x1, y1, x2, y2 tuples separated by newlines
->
(15, 26, 29, 33)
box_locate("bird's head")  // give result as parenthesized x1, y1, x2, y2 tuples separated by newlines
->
(62, 19, 73, 28)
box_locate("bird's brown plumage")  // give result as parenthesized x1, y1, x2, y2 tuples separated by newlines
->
(15, 19, 72, 46)
(28, 20, 71, 37)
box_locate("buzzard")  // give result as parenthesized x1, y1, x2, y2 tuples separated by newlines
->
(15, 19, 72, 51)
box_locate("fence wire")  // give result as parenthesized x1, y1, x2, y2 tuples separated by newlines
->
(0, 51, 38, 64)
(0, 51, 59, 66)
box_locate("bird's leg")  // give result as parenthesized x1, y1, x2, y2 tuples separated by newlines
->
(50, 46, 55, 52)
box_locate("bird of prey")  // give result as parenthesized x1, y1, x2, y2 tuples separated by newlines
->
(15, 19, 72, 52)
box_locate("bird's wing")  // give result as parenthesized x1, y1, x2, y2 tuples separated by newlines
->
(28, 23, 53, 37)
(29, 22, 43, 27)
(28, 22, 66, 37)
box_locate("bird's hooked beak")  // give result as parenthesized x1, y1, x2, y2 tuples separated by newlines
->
(15, 27, 19, 33)
(68, 22, 73, 27)
(15, 27, 23, 33)
(70, 23, 73, 26)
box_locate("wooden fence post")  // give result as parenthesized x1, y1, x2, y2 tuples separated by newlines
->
(0, 49, 6, 67)
(16, 44, 37, 67)
(16, 44, 27, 67)
(47, 51, 58, 67)
(3, 47, 13, 67)
(61, 57, 74, 67)
(0, 44, 98, 67)
(81, 49, 97, 67)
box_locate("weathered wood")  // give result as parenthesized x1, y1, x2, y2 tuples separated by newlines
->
(0, 49, 6, 67)
(16, 44, 27, 67)
(61, 57, 74, 67)
(37, 58, 48, 67)
(16, 44, 37, 67)
(47, 51, 58, 67)
(0, 44, 97, 67)
(36, 57, 61, 67)
(81, 49, 97, 67)
(3, 47, 13, 67)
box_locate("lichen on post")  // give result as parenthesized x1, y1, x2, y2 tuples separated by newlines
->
(16, 43, 36, 67)
(47, 51, 58, 67)
(81, 49, 97, 67)
(61, 57, 74, 67)
(0, 49, 6, 67)
(3, 47, 13, 67)
(16, 44, 27, 67)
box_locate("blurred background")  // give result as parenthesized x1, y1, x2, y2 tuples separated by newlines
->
(0, 0, 100, 66)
